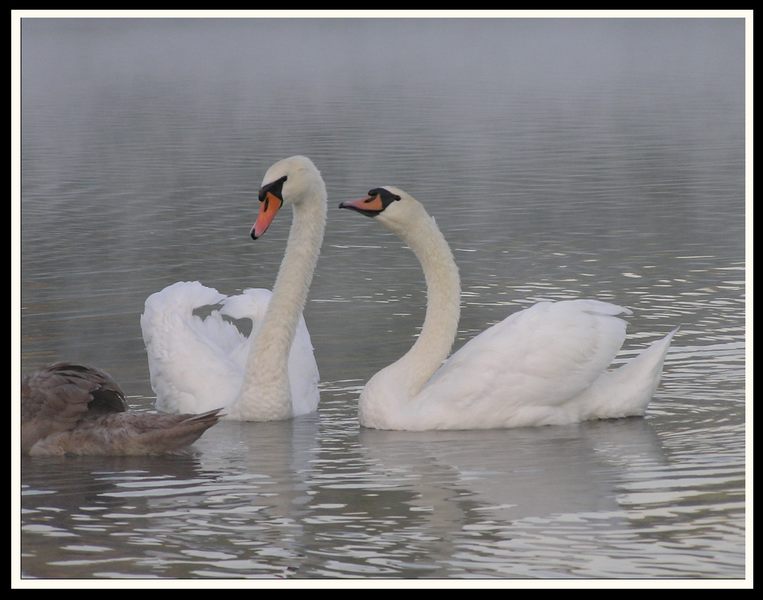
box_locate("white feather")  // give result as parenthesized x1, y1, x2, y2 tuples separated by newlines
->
(141, 283, 320, 417)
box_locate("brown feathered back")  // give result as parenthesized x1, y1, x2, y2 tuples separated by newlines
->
(21, 362, 221, 456)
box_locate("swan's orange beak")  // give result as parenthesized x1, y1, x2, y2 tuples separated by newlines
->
(338, 194, 384, 217)
(252, 174, 288, 240)
(251, 192, 283, 240)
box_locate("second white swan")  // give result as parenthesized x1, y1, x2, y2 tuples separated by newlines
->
(141, 156, 326, 421)
(340, 186, 676, 431)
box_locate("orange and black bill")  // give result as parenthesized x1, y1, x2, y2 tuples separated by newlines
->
(339, 188, 400, 217)
(251, 175, 287, 239)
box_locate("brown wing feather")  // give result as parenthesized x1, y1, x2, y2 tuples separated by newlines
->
(30, 408, 224, 456)
(21, 363, 127, 454)
(46, 363, 127, 414)
(22, 362, 222, 456)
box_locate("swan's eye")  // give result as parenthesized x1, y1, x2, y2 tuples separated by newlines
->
(391, 194, 401, 201)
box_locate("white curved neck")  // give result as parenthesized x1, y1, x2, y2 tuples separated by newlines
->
(372, 209, 461, 402)
(231, 190, 326, 420)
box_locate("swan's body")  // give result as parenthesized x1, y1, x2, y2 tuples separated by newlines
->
(340, 187, 676, 431)
(21, 363, 222, 456)
(141, 156, 326, 421)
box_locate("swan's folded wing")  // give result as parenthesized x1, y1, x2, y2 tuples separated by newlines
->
(287, 313, 321, 416)
(417, 300, 630, 426)
(141, 281, 243, 413)
(220, 288, 275, 366)
(221, 288, 321, 416)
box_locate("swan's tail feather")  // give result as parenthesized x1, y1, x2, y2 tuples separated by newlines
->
(578, 327, 678, 420)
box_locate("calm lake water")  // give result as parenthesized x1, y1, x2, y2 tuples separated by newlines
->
(17, 18, 747, 582)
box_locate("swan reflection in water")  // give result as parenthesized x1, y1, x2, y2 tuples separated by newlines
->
(357, 416, 667, 520)
(351, 416, 668, 577)
(22, 399, 672, 578)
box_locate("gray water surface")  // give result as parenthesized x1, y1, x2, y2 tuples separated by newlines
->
(19, 18, 746, 580)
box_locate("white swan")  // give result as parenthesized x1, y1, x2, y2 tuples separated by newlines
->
(340, 186, 677, 431)
(141, 156, 326, 421)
